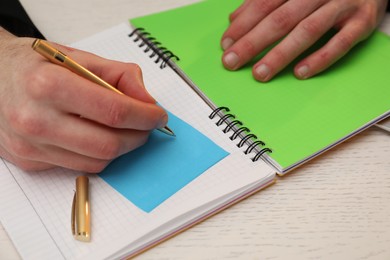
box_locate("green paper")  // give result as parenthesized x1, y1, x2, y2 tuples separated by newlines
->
(132, 0, 390, 170)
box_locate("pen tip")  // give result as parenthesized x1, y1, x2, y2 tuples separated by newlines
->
(158, 126, 176, 136)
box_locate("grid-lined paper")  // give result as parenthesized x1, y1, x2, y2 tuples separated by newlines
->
(0, 23, 275, 259)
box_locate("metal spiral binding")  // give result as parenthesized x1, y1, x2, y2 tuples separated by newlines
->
(216, 114, 235, 126)
(237, 134, 257, 148)
(129, 28, 180, 69)
(223, 120, 242, 133)
(230, 126, 249, 141)
(209, 106, 272, 162)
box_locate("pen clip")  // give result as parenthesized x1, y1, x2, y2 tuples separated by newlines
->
(71, 191, 76, 237)
(71, 176, 91, 242)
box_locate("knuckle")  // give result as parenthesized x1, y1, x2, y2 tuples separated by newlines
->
(270, 9, 293, 30)
(8, 139, 37, 159)
(270, 47, 287, 63)
(252, 0, 273, 15)
(24, 72, 59, 100)
(231, 23, 246, 37)
(263, 46, 288, 68)
(318, 49, 331, 62)
(300, 19, 322, 38)
(336, 33, 354, 52)
(251, 0, 264, 12)
(239, 38, 258, 59)
(106, 101, 128, 127)
(128, 63, 142, 74)
(96, 137, 122, 160)
(8, 109, 46, 138)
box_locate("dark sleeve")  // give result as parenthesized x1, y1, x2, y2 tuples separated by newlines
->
(0, 0, 45, 38)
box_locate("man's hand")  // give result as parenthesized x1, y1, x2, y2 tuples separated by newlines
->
(0, 28, 167, 172)
(221, 0, 388, 81)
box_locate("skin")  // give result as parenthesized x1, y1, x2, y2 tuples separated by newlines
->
(221, 0, 388, 82)
(0, 27, 168, 173)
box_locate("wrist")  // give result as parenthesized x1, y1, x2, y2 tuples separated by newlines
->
(0, 26, 15, 39)
(0, 27, 20, 58)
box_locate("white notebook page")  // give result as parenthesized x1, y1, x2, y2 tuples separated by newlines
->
(0, 23, 275, 260)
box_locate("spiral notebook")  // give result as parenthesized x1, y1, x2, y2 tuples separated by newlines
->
(1, 1, 390, 259)
(131, 0, 390, 174)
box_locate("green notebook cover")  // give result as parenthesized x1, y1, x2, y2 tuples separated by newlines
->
(131, 0, 390, 172)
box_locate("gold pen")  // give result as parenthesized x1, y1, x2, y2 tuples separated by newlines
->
(71, 176, 91, 242)
(31, 39, 175, 136)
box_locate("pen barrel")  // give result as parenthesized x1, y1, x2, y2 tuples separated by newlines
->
(63, 58, 124, 95)
(32, 39, 123, 95)
(75, 176, 91, 242)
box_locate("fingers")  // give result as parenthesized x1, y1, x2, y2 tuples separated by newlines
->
(2, 114, 151, 172)
(3, 84, 153, 172)
(228, 0, 251, 22)
(47, 114, 150, 160)
(253, 1, 337, 81)
(222, 0, 287, 50)
(9, 110, 150, 159)
(69, 81, 167, 130)
(222, 0, 323, 72)
(294, 3, 380, 79)
(294, 21, 368, 79)
(52, 48, 168, 129)
(0, 145, 54, 172)
(35, 146, 112, 173)
(25, 64, 168, 131)
(1, 138, 111, 173)
(1, 139, 109, 173)
(222, 0, 387, 82)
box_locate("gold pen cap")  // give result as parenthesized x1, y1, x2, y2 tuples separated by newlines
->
(71, 176, 91, 242)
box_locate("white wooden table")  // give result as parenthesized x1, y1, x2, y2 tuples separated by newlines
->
(1, 1, 389, 259)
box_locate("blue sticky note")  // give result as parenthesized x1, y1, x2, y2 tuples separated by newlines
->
(99, 110, 228, 212)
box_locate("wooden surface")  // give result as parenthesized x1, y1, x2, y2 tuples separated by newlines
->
(1, 1, 389, 259)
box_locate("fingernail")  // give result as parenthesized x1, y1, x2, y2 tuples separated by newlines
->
(223, 52, 239, 69)
(157, 113, 168, 129)
(297, 65, 309, 79)
(222, 37, 234, 50)
(255, 64, 270, 80)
